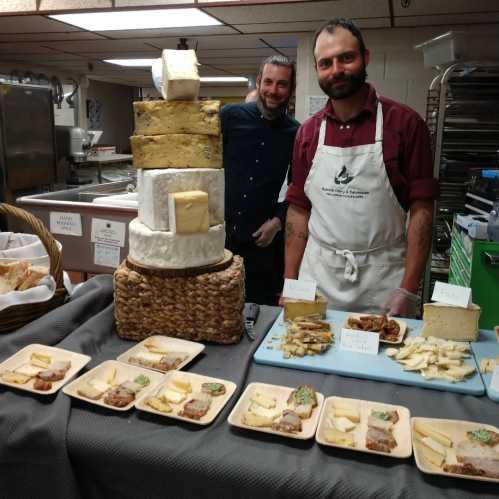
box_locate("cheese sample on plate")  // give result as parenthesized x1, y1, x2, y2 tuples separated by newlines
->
(134, 100, 220, 136)
(128, 218, 225, 269)
(161, 49, 200, 101)
(130, 134, 222, 169)
(421, 302, 481, 341)
(138, 168, 224, 231)
(283, 293, 327, 321)
(168, 191, 209, 235)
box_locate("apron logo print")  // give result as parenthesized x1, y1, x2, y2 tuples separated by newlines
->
(334, 165, 354, 185)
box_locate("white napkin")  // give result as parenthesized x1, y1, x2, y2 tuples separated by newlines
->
(0, 275, 57, 312)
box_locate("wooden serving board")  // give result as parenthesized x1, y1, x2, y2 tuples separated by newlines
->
(253, 309, 485, 396)
(126, 249, 233, 277)
(470, 329, 499, 403)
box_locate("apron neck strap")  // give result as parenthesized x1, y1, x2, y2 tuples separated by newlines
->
(319, 95, 384, 144)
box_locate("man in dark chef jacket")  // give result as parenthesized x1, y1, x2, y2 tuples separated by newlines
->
(221, 55, 300, 305)
(284, 18, 439, 318)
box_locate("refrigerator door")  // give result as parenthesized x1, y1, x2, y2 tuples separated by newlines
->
(0, 84, 56, 192)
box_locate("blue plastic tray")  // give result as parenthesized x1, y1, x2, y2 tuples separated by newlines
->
(470, 329, 499, 402)
(254, 309, 485, 396)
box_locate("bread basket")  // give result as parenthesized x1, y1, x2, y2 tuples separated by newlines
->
(0, 203, 67, 333)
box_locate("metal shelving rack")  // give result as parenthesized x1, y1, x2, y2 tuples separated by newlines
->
(423, 62, 499, 302)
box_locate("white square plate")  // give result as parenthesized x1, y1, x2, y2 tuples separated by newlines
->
(116, 335, 205, 373)
(316, 395, 412, 458)
(227, 382, 324, 440)
(63, 360, 164, 411)
(0, 343, 91, 395)
(135, 371, 236, 425)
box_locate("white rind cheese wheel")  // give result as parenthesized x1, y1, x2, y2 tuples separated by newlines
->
(128, 218, 225, 269)
(138, 168, 224, 231)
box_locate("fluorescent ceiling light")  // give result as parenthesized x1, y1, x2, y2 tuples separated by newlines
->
(105, 59, 156, 67)
(201, 77, 248, 83)
(49, 9, 221, 31)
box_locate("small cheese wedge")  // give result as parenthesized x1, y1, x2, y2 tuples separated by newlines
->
(331, 403, 360, 423)
(413, 421, 453, 448)
(283, 293, 327, 321)
(100, 365, 117, 385)
(250, 390, 276, 409)
(161, 49, 200, 101)
(367, 416, 394, 432)
(14, 363, 42, 377)
(30, 352, 52, 368)
(414, 440, 445, 467)
(332, 416, 357, 432)
(88, 378, 111, 395)
(159, 387, 186, 404)
(170, 377, 192, 394)
(323, 427, 355, 447)
(143, 339, 168, 354)
(77, 381, 103, 400)
(130, 351, 164, 365)
(242, 412, 274, 428)
(168, 190, 209, 235)
(147, 396, 172, 413)
(1, 370, 31, 384)
(248, 403, 280, 421)
(421, 436, 447, 458)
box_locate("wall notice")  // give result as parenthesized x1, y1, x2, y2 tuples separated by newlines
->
(50, 212, 82, 237)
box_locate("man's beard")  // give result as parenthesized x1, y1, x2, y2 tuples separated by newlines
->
(319, 66, 367, 100)
(256, 94, 288, 120)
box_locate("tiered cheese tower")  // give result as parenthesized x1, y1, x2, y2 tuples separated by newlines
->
(113, 49, 245, 344)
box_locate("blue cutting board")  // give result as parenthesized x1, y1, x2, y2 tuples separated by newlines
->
(470, 330, 499, 402)
(254, 309, 484, 396)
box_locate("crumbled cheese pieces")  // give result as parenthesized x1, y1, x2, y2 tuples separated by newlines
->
(168, 190, 209, 235)
(480, 357, 499, 374)
(386, 336, 476, 383)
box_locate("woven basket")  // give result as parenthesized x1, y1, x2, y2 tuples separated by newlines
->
(0, 203, 67, 333)
(114, 255, 245, 344)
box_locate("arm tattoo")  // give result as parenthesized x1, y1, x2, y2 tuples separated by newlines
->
(285, 222, 308, 241)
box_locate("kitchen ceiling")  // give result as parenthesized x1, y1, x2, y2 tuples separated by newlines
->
(0, 0, 498, 87)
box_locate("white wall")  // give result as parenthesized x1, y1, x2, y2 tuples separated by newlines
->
(295, 25, 499, 123)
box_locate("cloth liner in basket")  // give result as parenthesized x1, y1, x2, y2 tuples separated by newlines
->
(114, 255, 245, 344)
(0, 203, 67, 333)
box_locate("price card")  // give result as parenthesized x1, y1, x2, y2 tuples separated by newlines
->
(491, 366, 499, 393)
(91, 218, 126, 247)
(282, 278, 317, 301)
(50, 212, 82, 237)
(339, 328, 380, 355)
(94, 243, 121, 268)
(431, 281, 471, 308)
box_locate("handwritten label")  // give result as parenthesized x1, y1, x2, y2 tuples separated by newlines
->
(491, 366, 499, 393)
(432, 281, 471, 308)
(50, 212, 82, 237)
(91, 218, 125, 247)
(94, 243, 121, 268)
(340, 328, 380, 355)
(282, 278, 317, 301)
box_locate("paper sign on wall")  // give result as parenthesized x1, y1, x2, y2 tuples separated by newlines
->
(340, 328, 380, 355)
(94, 243, 121, 268)
(282, 278, 317, 301)
(50, 212, 82, 237)
(91, 218, 126, 247)
(432, 281, 471, 308)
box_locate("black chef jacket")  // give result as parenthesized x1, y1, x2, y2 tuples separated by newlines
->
(221, 102, 299, 243)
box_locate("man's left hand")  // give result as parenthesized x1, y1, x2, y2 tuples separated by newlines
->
(384, 287, 420, 318)
(252, 218, 281, 247)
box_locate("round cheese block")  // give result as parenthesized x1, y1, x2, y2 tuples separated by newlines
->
(128, 218, 225, 270)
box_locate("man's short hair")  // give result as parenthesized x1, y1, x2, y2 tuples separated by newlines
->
(258, 55, 296, 89)
(312, 18, 367, 59)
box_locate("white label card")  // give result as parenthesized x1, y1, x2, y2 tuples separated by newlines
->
(491, 366, 499, 393)
(91, 218, 126, 247)
(282, 278, 317, 301)
(431, 281, 471, 308)
(50, 212, 82, 237)
(94, 243, 121, 268)
(340, 328, 380, 355)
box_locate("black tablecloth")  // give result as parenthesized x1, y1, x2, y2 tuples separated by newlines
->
(1, 275, 498, 499)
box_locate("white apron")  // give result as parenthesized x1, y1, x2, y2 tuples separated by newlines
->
(299, 99, 407, 313)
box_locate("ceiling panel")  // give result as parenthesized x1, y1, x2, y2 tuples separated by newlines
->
(198, 55, 270, 65)
(396, 12, 499, 27)
(95, 25, 238, 39)
(42, 39, 159, 52)
(0, 15, 82, 33)
(0, 32, 106, 42)
(197, 47, 275, 57)
(79, 51, 160, 59)
(392, 0, 499, 16)
(0, 44, 54, 54)
(203, 0, 390, 25)
(259, 34, 299, 48)
(144, 34, 266, 50)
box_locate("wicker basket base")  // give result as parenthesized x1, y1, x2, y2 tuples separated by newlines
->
(113, 255, 245, 344)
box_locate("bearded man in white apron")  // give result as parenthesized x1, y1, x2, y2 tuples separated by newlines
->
(285, 18, 438, 318)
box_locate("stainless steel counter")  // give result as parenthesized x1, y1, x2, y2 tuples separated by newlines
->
(17, 181, 137, 274)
